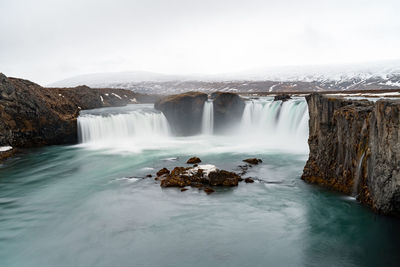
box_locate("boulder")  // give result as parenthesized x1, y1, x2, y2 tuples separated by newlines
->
(208, 170, 240, 186)
(243, 158, 262, 165)
(211, 92, 245, 134)
(156, 167, 170, 177)
(187, 157, 201, 164)
(204, 187, 215, 194)
(244, 177, 255, 183)
(154, 92, 208, 136)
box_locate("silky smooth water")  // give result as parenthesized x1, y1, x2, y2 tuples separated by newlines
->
(0, 99, 399, 267)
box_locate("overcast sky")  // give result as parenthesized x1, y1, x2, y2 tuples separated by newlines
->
(1, 0, 400, 85)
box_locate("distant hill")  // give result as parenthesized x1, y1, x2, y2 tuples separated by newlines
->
(49, 61, 400, 94)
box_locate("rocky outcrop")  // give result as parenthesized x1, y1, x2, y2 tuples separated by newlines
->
(243, 158, 262, 165)
(211, 92, 245, 133)
(0, 73, 143, 152)
(187, 157, 201, 164)
(154, 92, 207, 136)
(157, 164, 241, 189)
(274, 94, 291, 102)
(302, 93, 400, 216)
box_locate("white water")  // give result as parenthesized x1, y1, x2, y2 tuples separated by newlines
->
(201, 100, 214, 135)
(238, 98, 309, 151)
(77, 99, 309, 154)
(78, 105, 170, 152)
(353, 151, 366, 196)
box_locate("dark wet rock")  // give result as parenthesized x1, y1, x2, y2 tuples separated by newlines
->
(208, 170, 240, 186)
(0, 148, 16, 162)
(181, 188, 188, 192)
(302, 93, 400, 216)
(158, 165, 241, 190)
(156, 168, 170, 177)
(187, 157, 201, 164)
(274, 94, 291, 102)
(243, 158, 262, 165)
(146, 174, 152, 178)
(154, 92, 207, 136)
(244, 177, 255, 183)
(211, 92, 245, 133)
(0, 73, 142, 148)
(204, 187, 215, 194)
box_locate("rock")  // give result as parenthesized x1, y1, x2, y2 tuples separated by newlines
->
(211, 92, 245, 134)
(274, 94, 292, 102)
(302, 93, 400, 216)
(154, 92, 208, 136)
(204, 187, 215, 194)
(243, 158, 262, 165)
(244, 177, 255, 183)
(156, 167, 170, 177)
(187, 157, 201, 164)
(159, 164, 241, 190)
(146, 174, 152, 178)
(208, 170, 240, 186)
(181, 188, 188, 192)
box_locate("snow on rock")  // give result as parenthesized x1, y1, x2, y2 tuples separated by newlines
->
(186, 164, 217, 177)
(0, 146, 12, 152)
(111, 93, 122, 99)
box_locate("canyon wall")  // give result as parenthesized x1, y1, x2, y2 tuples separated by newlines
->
(302, 93, 400, 216)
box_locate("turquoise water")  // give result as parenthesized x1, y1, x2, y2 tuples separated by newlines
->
(1, 103, 400, 267)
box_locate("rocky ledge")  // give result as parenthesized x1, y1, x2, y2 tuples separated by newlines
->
(154, 91, 245, 135)
(0, 73, 153, 155)
(302, 93, 400, 216)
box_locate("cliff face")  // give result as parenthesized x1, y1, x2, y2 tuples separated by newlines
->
(154, 92, 208, 136)
(302, 93, 400, 216)
(211, 92, 245, 134)
(0, 74, 141, 149)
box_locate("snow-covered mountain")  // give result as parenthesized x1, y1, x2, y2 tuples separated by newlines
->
(49, 61, 400, 94)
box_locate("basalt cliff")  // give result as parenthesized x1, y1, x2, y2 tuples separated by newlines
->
(302, 93, 400, 216)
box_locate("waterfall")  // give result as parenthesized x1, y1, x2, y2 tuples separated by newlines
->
(76, 98, 309, 153)
(201, 100, 214, 135)
(352, 152, 366, 197)
(77, 105, 170, 146)
(238, 98, 309, 151)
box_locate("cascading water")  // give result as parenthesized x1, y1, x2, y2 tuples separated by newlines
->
(77, 104, 170, 152)
(201, 100, 214, 135)
(77, 98, 309, 153)
(238, 97, 309, 152)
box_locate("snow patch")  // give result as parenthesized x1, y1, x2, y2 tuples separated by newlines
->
(111, 93, 122, 99)
(186, 164, 217, 177)
(0, 146, 12, 152)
